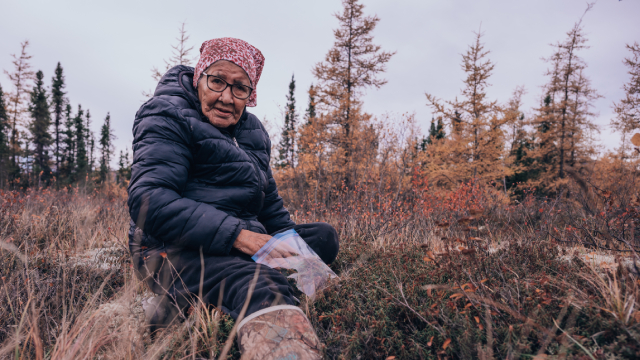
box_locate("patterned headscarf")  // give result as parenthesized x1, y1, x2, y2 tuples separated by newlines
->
(193, 38, 265, 107)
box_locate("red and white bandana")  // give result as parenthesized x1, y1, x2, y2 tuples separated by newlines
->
(193, 38, 265, 107)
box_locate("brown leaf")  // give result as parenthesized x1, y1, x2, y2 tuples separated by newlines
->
(461, 248, 476, 255)
(631, 133, 640, 147)
(458, 216, 475, 224)
(427, 336, 434, 347)
(437, 221, 450, 228)
(422, 284, 451, 291)
(386, 357, 396, 360)
(442, 338, 451, 350)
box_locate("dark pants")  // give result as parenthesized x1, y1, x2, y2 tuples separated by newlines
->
(131, 222, 339, 319)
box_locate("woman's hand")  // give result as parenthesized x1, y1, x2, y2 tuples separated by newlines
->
(232, 229, 297, 259)
(233, 229, 271, 256)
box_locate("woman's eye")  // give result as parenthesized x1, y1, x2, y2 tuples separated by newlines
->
(211, 78, 225, 86)
(234, 86, 249, 96)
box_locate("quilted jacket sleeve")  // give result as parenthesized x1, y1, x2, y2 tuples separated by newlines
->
(257, 133, 296, 234)
(128, 99, 244, 255)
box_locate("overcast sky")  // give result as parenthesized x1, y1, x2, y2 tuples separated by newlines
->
(1, 0, 639, 166)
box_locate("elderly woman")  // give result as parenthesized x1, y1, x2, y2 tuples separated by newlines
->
(128, 38, 338, 359)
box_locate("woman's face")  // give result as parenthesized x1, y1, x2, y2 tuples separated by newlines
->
(197, 60, 251, 128)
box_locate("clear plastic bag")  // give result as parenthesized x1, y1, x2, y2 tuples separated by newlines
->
(252, 229, 338, 299)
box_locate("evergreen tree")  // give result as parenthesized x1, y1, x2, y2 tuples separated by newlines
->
(304, 84, 316, 125)
(51, 62, 65, 180)
(435, 118, 445, 140)
(4, 41, 35, 182)
(428, 119, 438, 141)
(85, 109, 95, 174)
(297, 85, 318, 156)
(89, 131, 95, 176)
(419, 117, 445, 151)
(99, 112, 115, 182)
(60, 104, 75, 183)
(117, 148, 131, 184)
(420, 117, 446, 151)
(74, 105, 87, 181)
(28, 70, 52, 185)
(277, 75, 297, 168)
(0, 84, 8, 187)
(428, 117, 446, 143)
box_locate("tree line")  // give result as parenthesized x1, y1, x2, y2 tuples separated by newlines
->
(270, 0, 640, 208)
(0, 41, 131, 189)
(6, 0, 637, 200)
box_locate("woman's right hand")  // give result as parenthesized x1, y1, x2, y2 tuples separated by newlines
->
(233, 229, 272, 256)
(233, 229, 297, 259)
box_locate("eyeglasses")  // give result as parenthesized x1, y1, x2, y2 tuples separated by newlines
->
(201, 73, 253, 100)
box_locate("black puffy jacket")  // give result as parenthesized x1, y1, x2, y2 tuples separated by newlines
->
(128, 65, 295, 255)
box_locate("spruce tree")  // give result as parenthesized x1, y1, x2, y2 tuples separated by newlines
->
(421, 117, 446, 150)
(428, 119, 438, 142)
(99, 112, 115, 182)
(74, 105, 87, 181)
(117, 148, 131, 184)
(277, 75, 297, 168)
(304, 85, 316, 125)
(297, 85, 319, 156)
(60, 103, 75, 183)
(28, 70, 52, 185)
(89, 131, 95, 177)
(85, 110, 95, 174)
(435, 118, 445, 140)
(51, 62, 65, 180)
(0, 84, 8, 187)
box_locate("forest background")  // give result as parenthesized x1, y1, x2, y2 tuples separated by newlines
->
(2, 0, 640, 359)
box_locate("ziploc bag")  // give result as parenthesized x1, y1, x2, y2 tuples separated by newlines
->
(252, 229, 338, 299)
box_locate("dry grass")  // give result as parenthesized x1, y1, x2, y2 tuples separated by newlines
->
(0, 179, 639, 359)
